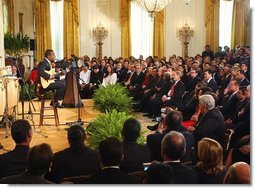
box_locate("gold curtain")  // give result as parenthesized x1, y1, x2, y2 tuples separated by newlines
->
(231, 0, 250, 49)
(34, 0, 52, 61)
(121, 0, 131, 58)
(63, 0, 79, 59)
(3, 0, 15, 33)
(153, 10, 164, 58)
(205, 0, 219, 53)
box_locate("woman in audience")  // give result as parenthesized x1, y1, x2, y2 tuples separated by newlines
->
(192, 138, 227, 184)
(102, 65, 117, 87)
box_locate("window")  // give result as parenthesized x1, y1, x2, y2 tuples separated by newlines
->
(50, 0, 64, 60)
(130, 2, 154, 59)
(219, 0, 234, 48)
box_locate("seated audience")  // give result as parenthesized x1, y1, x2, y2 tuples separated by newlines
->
(192, 95, 226, 153)
(102, 65, 117, 87)
(79, 63, 91, 99)
(47, 125, 101, 183)
(192, 138, 227, 184)
(120, 118, 151, 173)
(0, 120, 32, 179)
(161, 131, 198, 184)
(223, 162, 250, 184)
(147, 110, 194, 162)
(144, 162, 174, 184)
(203, 69, 218, 93)
(83, 137, 140, 184)
(0, 143, 54, 184)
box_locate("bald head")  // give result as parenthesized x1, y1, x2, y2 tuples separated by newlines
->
(224, 162, 250, 184)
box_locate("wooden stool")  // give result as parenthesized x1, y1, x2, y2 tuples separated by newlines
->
(36, 83, 59, 127)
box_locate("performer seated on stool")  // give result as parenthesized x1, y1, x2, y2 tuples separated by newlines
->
(37, 49, 66, 108)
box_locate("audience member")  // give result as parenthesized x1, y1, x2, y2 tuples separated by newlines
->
(83, 137, 140, 184)
(223, 162, 250, 184)
(161, 131, 198, 184)
(0, 143, 54, 184)
(0, 120, 32, 179)
(192, 138, 227, 184)
(120, 118, 151, 173)
(144, 162, 174, 184)
(193, 95, 226, 152)
(47, 125, 101, 183)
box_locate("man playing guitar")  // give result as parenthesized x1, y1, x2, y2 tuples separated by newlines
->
(37, 49, 66, 108)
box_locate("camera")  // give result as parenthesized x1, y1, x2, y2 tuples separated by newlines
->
(143, 162, 151, 171)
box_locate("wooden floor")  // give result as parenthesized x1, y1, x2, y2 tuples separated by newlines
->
(0, 99, 154, 155)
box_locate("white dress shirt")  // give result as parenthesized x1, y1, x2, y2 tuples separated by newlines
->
(79, 69, 91, 85)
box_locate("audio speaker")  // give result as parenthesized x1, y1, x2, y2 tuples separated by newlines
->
(30, 39, 35, 51)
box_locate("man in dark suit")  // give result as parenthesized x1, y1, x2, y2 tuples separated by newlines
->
(237, 70, 250, 87)
(147, 110, 194, 162)
(162, 70, 186, 109)
(37, 49, 66, 108)
(202, 45, 214, 60)
(203, 69, 218, 93)
(47, 125, 101, 183)
(129, 64, 146, 101)
(240, 62, 250, 81)
(84, 137, 140, 184)
(219, 80, 239, 120)
(185, 67, 202, 92)
(0, 120, 32, 179)
(114, 62, 126, 83)
(192, 94, 226, 153)
(120, 118, 151, 173)
(161, 131, 198, 184)
(0, 143, 54, 184)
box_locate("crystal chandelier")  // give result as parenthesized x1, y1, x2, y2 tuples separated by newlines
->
(133, 0, 171, 18)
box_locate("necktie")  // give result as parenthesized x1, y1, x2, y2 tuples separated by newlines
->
(170, 84, 175, 97)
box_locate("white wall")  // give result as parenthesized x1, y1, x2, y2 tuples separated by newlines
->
(79, 0, 121, 58)
(0, 0, 5, 67)
(164, 0, 205, 58)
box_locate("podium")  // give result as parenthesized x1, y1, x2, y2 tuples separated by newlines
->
(62, 69, 83, 108)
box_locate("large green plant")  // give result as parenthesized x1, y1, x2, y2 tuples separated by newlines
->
(93, 83, 132, 113)
(4, 32, 30, 57)
(87, 110, 145, 149)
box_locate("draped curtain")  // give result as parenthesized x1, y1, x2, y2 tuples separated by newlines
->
(121, 0, 131, 58)
(3, 0, 15, 33)
(205, 0, 219, 53)
(63, 0, 79, 58)
(34, 0, 52, 61)
(153, 10, 164, 59)
(231, 0, 250, 49)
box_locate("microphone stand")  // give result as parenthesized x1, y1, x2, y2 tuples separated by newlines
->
(66, 68, 89, 127)
(15, 58, 36, 124)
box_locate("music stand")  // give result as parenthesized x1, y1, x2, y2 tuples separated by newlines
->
(65, 68, 89, 127)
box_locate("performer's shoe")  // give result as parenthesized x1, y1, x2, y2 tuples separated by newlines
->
(55, 102, 64, 108)
(50, 101, 64, 108)
(147, 124, 159, 131)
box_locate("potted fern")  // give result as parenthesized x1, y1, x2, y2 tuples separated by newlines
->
(87, 110, 146, 149)
(93, 83, 132, 113)
(4, 32, 30, 58)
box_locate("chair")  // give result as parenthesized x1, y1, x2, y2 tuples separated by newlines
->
(129, 170, 146, 183)
(225, 129, 234, 152)
(60, 175, 91, 184)
(36, 83, 59, 127)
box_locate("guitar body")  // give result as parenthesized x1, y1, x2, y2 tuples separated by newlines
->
(40, 68, 69, 89)
(40, 69, 56, 89)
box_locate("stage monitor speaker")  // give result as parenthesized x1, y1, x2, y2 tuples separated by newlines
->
(30, 39, 35, 51)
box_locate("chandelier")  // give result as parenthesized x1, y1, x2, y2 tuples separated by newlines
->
(132, 0, 171, 18)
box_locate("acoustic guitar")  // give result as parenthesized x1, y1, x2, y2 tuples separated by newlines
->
(40, 68, 70, 89)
